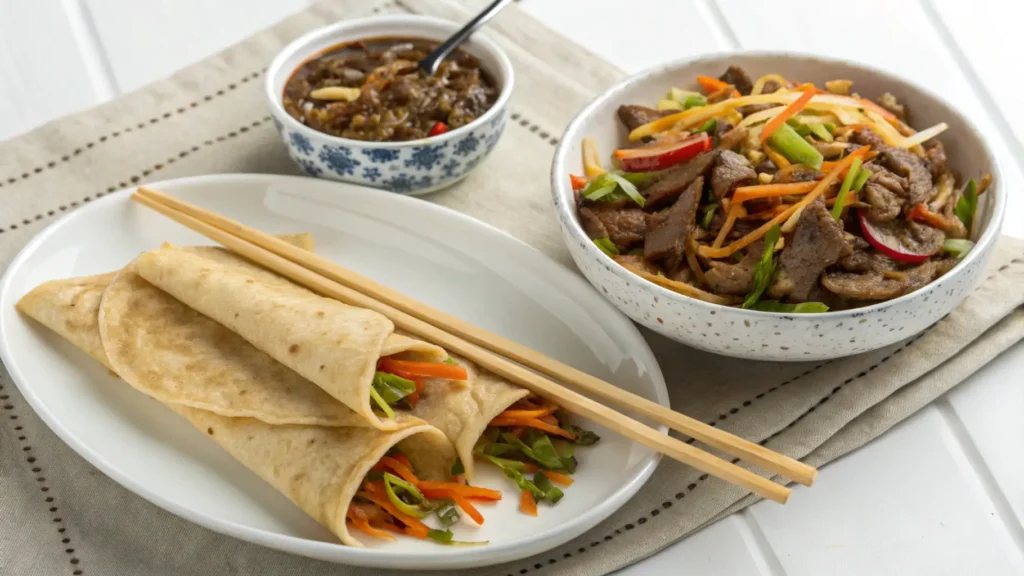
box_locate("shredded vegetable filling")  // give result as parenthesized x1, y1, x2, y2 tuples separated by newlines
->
(572, 65, 989, 311)
(475, 398, 600, 515)
(371, 356, 468, 416)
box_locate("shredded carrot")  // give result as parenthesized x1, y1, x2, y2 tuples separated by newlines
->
(495, 406, 557, 419)
(520, 490, 538, 516)
(820, 150, 877, 173)
(712, 202, 742, 249)
(347, 506, 396, 541)
(489, 416, 576, 440)
(732, 181, 819, 203)
(697, 75, 740, 98)
(418, 482, 502, 501)
(378, 358, 468, 380)
(378, 456, 420, 485)
(699, 146, 871, 259)
(907, 203, 957, 230)
(362, 480, 385, 495)
(513, 398, 541, 410)
(358, 492, 430, 537)
(636, 270, 740, 306)
(570, 174, 588, 190)
(762, 142, 791, 169)
(540, 470, 575, 486)
(374, 520, 404, 535)
(741, 205, 792, 220)
(450, 493, 485, 525)
(760, 86, 815, 142)
(538, 414, 558, 426)
(404, 378, 424, 408)
(523, 462, 540, 474)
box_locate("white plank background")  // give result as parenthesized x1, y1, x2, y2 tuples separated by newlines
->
(0, 1, 1021, 574)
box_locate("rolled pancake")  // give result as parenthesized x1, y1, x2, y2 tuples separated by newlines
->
(134, 245, 450, 430)
(411, 358, 529, 480)
(165, 405, 454, 547)
(14, 234, 316, 371)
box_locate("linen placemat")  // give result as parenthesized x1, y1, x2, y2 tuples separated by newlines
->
(1, 1, 1022, 575)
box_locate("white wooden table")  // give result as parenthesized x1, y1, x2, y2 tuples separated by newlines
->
(2, 1, 1021, 574)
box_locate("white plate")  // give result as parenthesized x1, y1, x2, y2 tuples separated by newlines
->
(0, 174, 667, 570)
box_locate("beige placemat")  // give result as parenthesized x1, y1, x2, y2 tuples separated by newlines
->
(1, 1, 1022, 575)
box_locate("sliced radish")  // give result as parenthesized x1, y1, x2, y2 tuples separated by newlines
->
(613, 132, 711, 172)
(857, 209, 940, 264)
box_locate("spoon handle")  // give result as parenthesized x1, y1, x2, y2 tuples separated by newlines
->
(419, 0, 514, 75)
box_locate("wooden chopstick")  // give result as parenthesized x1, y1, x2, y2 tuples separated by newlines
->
(137, 186, 817, 488)
(132, 189, 794, 504)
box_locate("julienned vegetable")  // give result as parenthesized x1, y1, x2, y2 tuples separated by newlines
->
(581, 171, 656, 205)
(955, 178, 978, 233)
(614, 132, 711, 172)
(593, 237, 619, 256)
(350, 450, 491, 545)
(476, 399, 600, 516)
(943, 239, 974, 260)
(767, 123, 823, 169)
(830, 157, 863, 220)
(371, 357, 470, 415)
(742, 225, 781, 309)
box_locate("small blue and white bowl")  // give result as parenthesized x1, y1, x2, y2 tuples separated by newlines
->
(265, 15, 513, 195)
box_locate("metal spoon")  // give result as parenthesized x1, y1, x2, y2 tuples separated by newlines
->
(418, 0, 514, 76)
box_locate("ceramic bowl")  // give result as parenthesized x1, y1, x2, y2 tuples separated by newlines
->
(551, 52, 1005, 361)
(265, 15, 513, 195)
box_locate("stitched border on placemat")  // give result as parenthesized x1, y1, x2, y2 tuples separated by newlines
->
(1, 374, 86, 575)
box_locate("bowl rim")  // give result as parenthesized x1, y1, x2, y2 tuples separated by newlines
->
(551, 49, 1007, 320)
(264, 14, 514, 149)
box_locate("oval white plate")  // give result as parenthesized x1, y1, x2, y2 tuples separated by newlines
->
(0, 174, 666, 571)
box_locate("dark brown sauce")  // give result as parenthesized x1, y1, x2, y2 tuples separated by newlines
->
(283, 36, 498, 142)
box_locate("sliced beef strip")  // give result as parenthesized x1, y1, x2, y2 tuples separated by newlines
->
(924, 141, 948, 180)
(863, 218, 946, 258)
(866, 165, 908, 195)
(876, 92, 908, 123)
(710, 150, 757, 200)
(772, 198, 847, 302)
(719, 126, 749, 151)
(613, 254, 659, 276)
(774, 164, 822, 184)
(591, 205, 647, 251)
(718, 65, 754, 95)
(879, 147, 933, 206)
(761, 80, 783, 94)
(666, 265, 695, 284)
(852, 128, 885, 148)
(705, 241, 763, 295)
(579, 207, 608, 239)
(643, 151, 718, 210)
(821, 271, 906, 300)
(644, 176, 703, 270)
(862, 182, 902, 222)
(737, 103, 777, 116)
(617, 105, 673, 131)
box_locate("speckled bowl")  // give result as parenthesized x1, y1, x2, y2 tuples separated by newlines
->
(265, 15, 513, 195)
(551, 52, 1005, 361)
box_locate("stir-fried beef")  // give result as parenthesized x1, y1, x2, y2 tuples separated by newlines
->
(876, 92, 908, 123)
(644, 151, 717, 210)
(644, 177, 703, 270)
(852, 128, 885, 148)
(862, 182, 902, 222)
(879, 147, 933, 206)
(710, 150, 757, 200)
(774, 164, 821, 184)
(705, 241, 763, 295)
(613, 254, 659, 276)
(617, 105, 672, 131)
(924, 141, 948, 180)
(821, 272, 906, 300)
(589, 205, 648, 251)
(718, 65, 754, 95)
(770, 198, 847, 302)
(579, 207, 608, 239)
(719, 126, 749, 151)
(866, 165, 908, 195)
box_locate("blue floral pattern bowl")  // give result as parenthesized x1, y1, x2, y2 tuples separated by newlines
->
(265, 15, 513, 195)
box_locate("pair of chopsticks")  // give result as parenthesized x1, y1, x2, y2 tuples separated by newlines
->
(133, 186, 816, 504)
